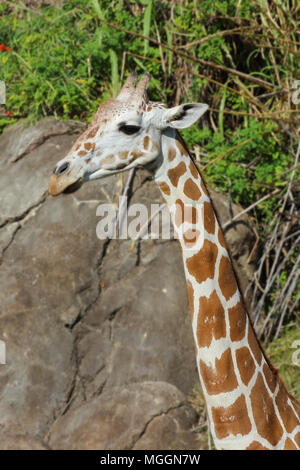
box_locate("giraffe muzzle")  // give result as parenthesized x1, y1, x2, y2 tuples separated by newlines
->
(49, 173, 83, 196)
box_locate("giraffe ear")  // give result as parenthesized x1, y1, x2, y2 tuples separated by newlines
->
(161, 103, 208, 129)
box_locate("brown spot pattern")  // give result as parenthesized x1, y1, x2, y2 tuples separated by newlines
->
(235, 347, 255, 386)
(250, 373, 283, 446)
(275, 383, 300, 433)
(159, 182, 171, 196)
(294, 432, 300, 447)
(186, 239, 218, 284)
(189, 161, 199, 179)
(183, 229, 200, 248)
(174, 199, 198, 227)
(183, 178, 201, 201)
(167, 162, 186, 187)
(143, 136, 150, 150)
(212, 394, 252, 440)
(203, 201, 215, 234)
(248, 326, 263, 365)
(246, 441, 269, 450)
(118, 151, 128, 160)
(168, 146, 177, 161)
(200, 177, 209, 196)
(187, 280, 194, 320)
(228, 301, 246, 342)
(87, 127, 97, 139)
(131, 150, 144, 160)
(263, 363, 277, 394)
(84, 142, 95, 151)
(218, 256, 237, 301)
(200, 348, 238, 395)
(284, 438, 297, 449)
(101, 154, 115, 165)
(218, 227, 227, 248)
(174, 199, 184, 227)
(78, 150, 87, 157)
(197, 290, 226, 348)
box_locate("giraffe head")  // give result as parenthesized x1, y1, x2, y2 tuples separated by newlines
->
(49, 72, 208, 196)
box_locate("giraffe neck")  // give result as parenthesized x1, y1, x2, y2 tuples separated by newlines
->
(153, 127, 300, 450)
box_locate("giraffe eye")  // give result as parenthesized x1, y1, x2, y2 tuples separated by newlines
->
(119, 124, 141, 135)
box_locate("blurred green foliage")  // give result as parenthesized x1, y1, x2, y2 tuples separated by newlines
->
(265, 323, 300, 402)
(1, 0, 299, 214)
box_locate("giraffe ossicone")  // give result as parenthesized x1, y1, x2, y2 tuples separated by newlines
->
(49, 73, 300, 450)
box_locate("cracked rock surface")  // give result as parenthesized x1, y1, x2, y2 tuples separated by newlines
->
(0, 118, 257, 450)
(48, 381, 200, 450)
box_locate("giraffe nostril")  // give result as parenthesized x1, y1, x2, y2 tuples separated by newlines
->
(54, 162, 70, 175)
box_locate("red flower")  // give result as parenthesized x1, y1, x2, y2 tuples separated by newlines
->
(4, 111, 14, 116)
(0, 43, 11, 51)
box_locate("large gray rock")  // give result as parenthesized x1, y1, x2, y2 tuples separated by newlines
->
(0, 118, 257, 449)
(0, 435, 49, 450)
(76, 240, 196, 399)
(48, 381, 200, 450)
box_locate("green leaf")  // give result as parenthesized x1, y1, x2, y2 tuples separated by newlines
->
(109, 49, 119, 97)
(218, 84, 227, 138)
(90, 0, 105, 20)
(143, 0, 153, 56)
(165, 26, 173, 73)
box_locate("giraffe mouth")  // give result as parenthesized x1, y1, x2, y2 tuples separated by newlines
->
(62, 178, 83, 194)
(87, 166, 130, 181)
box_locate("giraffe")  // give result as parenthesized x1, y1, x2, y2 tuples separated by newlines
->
(49, 72, 300, 450)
